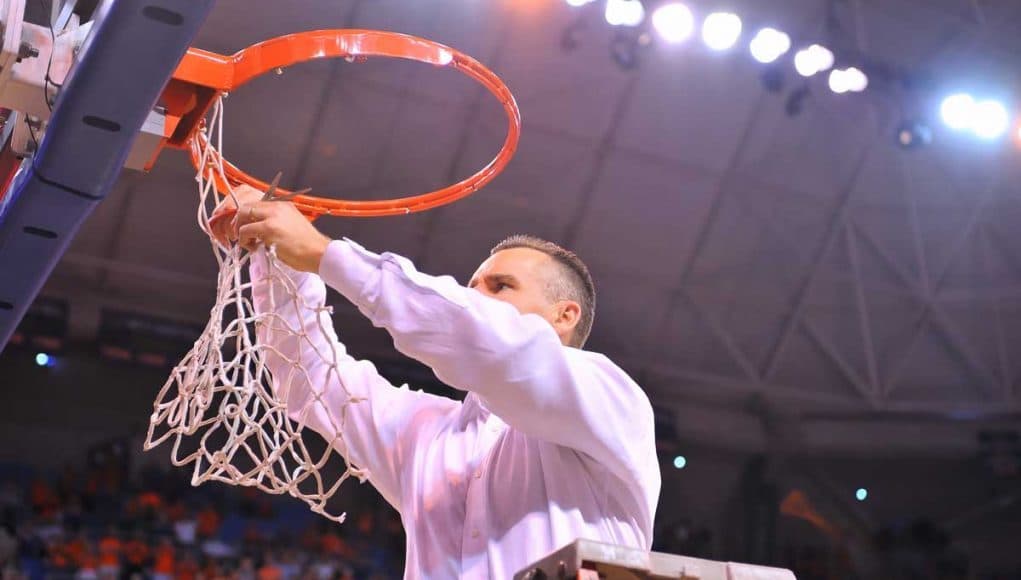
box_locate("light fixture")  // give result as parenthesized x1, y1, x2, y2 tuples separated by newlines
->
(940, 94, 975, 130)
(605, 0, 645, 27)
(828, 69, 850, 94)
(652, 3, 695, 44)
(702, 12, 743, 51)
(972, 100, 1009, 139)
(843, 67, 868, 92)
(828, 67, 868, 94)
(794, 44, 834, 77)
(749, 27, 791, 64)
(940, 94, 1011, 139)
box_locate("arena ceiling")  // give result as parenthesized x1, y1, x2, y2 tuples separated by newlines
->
(39, 0, 1021, 453)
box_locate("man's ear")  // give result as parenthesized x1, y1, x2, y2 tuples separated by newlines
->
(554, 300, 582, 335)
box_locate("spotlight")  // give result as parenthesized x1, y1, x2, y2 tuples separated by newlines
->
(702, 12, 742, 51)
(828, 67, 868, 94)
(35, 352, 52, 367)
(673, 455, 687, 469)
(652, 3, 695, 44)
(605, 0, 645, 27)
(844, 67, 868, 92)
(973, 100, 1009, 139)
(895, 120, 933, 149)
(749, 27, 791, 64)
(940, 93, 975, 130)
(855, 488, 868, 501)
(940, 94, 1011, 139)
(565, 0, 595, 6)
(828, 69, 850, 94)
(793, 44, 834, 77)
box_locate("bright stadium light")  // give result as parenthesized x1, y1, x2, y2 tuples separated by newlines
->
(828, 69, 850, 94)
(794, 44, 834, 77)
(566, 0, 595, 6)
(843, 67, 868, 92)
(856, 488, 868, 501)
(940, 94, 975, 130)
(702, 12, 742, 51)
(605, 0, 645, 27)
(652, 3, 695, 43)
(749, 27, 791, 63)
(972, 100, 1010, 139)
(35, 353, 52, 367)
(828, 67, 868, 94)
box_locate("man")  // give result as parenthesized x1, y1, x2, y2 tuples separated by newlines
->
(210, 186, 661, 579)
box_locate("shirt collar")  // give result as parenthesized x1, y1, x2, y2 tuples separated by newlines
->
(462, 392, 491, 421)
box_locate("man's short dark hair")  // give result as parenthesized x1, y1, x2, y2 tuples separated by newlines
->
(490, 235, 596, 348)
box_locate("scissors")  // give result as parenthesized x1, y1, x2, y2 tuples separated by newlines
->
(209, 171, 312, 240)
(261, 170, 312, 202)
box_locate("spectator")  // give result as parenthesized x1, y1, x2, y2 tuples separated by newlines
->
(174, 551, 200, 580)
(196, 504, 222, 540)
(152, 537, 175, 580)
(278, 548, 302, 579)
(237, 555, 257, 580)
(132, 489, 163, 525)
(64, 531, 90, 571)
(0, 524, 18, 570)
(97, 526, 121, 579)
(173, 507, 198, 546)
(17, 523, 47, 580)
(75, 540, 99, 580)
(257, 551, 283, 580)
(28, 478, 58, 518)
(120, 532, 150, 579)
(198, 554, 221, 579)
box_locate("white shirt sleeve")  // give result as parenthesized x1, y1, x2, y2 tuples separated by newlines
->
(249, 249, 458, 509)
(318, 239, 658, 488)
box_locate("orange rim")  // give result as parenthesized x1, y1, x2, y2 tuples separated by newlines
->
(168, 30, 520, 218)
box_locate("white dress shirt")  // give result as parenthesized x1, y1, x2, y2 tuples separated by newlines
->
(250, 239, 662, 579)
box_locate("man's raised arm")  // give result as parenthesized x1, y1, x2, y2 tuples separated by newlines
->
(318, 239, 659, 491)
(249, 250, 457, 508)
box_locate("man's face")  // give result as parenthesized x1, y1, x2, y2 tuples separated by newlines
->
(469, 247, 557, 323)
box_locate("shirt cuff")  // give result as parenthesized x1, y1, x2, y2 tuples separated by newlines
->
(318, 238, 381, 310)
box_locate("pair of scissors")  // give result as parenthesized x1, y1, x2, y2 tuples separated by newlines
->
(262, 170, 312, 202)
(208, 171, 312, 237)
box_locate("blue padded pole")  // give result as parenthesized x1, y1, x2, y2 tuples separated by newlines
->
(0, 0, 215, 352)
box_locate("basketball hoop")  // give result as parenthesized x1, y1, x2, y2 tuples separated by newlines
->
(153, 29, 521, 218)
(143, 30, 520, 522)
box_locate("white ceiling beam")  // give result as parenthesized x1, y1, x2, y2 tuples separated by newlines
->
(760, 143, 875, 380)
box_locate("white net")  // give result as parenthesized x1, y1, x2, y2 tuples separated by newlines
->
(143, 96, 364, 522)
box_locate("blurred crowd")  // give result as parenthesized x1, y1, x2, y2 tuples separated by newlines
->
(0, 438, 406, 580)
(2, 433, 1017, 580)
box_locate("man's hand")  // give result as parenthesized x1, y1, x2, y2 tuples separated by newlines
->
(209, 184, 332, 273)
